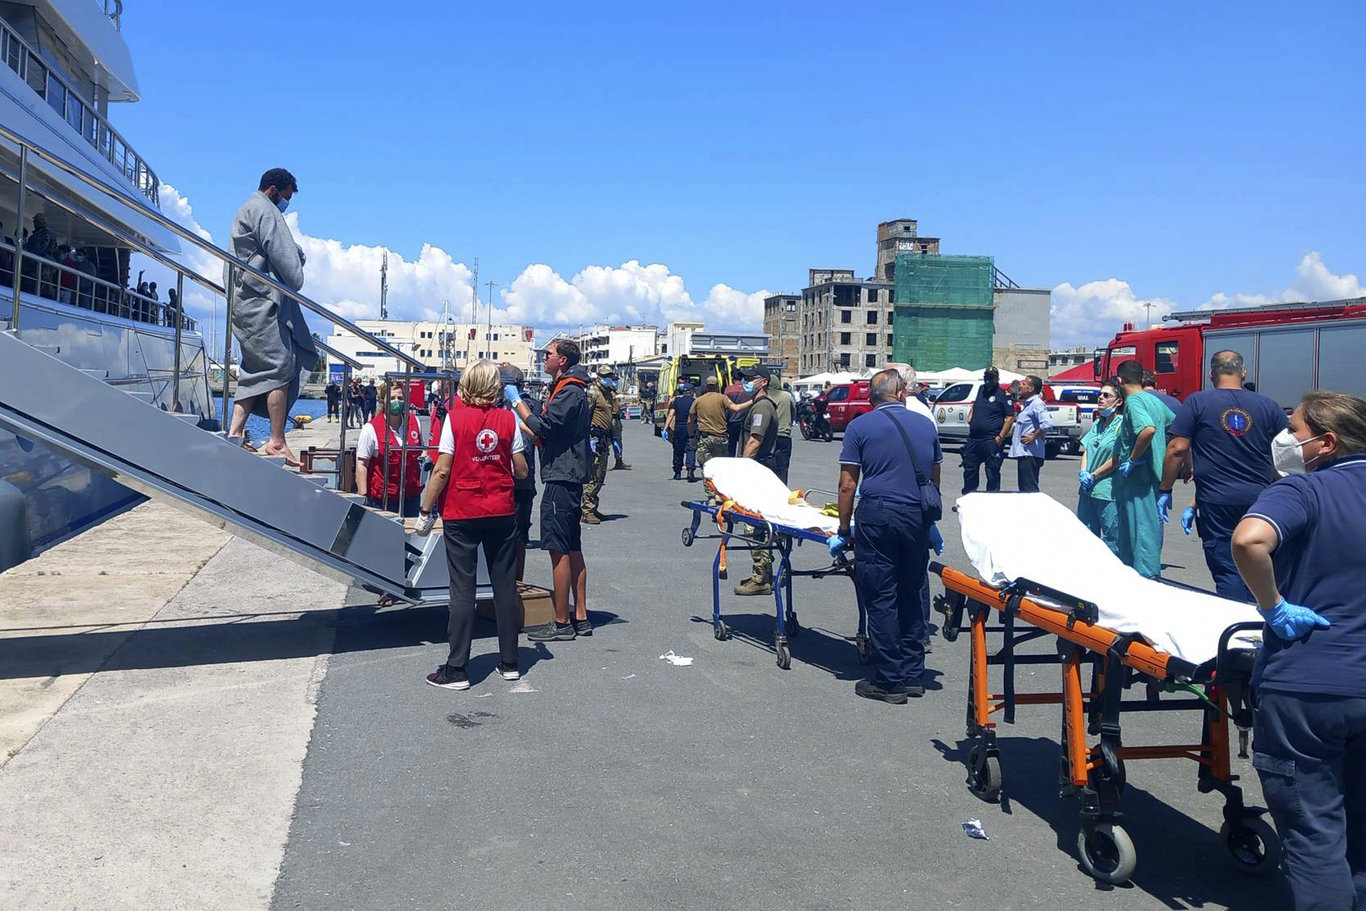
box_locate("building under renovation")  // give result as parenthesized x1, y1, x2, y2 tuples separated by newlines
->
(763, 219, 1051, 376)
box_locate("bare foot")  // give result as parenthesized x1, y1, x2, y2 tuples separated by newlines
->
(240, 440, 260, 454)
(262, 441, 302, 467)
(376, 594, 396, 607)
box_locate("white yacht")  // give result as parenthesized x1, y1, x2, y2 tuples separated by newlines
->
(0, 0, 212, 567)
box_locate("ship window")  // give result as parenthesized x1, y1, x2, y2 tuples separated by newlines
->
(4, 33, 21, 74)
(46, 73, 64, 115)
(26, 54, 45, 96)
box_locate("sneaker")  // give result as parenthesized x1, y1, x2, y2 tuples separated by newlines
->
(426, 665, 469, 690)
(672, 471, 682, 480)
(573, 617, 593, 637)
(496, 662, 521, 680)
(855, 679, 908, 704)
(904, 683, 926, 698)
(733, 579, 773, 596)
(527, 621, 577, 642)
(581, 513, 601, 525)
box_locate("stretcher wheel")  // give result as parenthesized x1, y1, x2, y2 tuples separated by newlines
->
(1077, 822, 1137, 884)
(775, 642, 791, 670)
(966, 742, 1002, 802)
(855, 634, 870, 664)
(681, 528, 695, 547)
(1219, 816, 1280, 876)
(714, 620, 730, 641)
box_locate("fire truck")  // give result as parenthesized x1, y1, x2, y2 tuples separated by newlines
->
(1093, 297, 1366, 409)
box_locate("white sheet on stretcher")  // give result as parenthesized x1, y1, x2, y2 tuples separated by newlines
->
(702, 458, 839, 534)
(957, 493, 1262, 667)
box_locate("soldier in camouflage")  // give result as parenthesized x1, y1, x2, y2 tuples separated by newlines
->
(581, 365, 617, 524)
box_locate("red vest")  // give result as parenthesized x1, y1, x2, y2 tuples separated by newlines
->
(440, 405, 516, 521)
(366, 412, 424, 501)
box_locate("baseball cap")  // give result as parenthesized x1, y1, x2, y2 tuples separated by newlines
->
(596, 365, 617, 377)
(499, 364, 526, 386)
(738, 365, 770, 381)
(703, 374, 719, 388)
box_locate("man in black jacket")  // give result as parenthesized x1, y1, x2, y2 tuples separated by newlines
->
(506, 339, 593, 640)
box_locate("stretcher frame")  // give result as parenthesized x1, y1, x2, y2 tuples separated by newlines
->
(931, 563, 1280, 885)
(680, 498, 867, 669)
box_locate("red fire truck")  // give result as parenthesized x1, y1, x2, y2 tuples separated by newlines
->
(1093, 297, 1366, 409)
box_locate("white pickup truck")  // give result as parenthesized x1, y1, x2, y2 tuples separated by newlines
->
(929, 381, 1081, 459)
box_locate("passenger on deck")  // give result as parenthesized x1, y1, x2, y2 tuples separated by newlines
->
(225, 167, 316, 466)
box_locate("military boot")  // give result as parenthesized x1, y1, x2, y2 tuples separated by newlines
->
(612, 459, 632, 470)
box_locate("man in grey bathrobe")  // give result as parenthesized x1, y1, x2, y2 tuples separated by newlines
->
(226, 168, 318, 466)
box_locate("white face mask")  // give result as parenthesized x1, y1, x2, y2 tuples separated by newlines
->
(1271, 427, 1324, 476)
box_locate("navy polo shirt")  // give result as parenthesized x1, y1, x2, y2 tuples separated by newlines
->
(839, 402, 942, 504)
(1169, 388, 1287, 506)
(968, 386, 1011, 440)
(1246, 453, 1366, 697)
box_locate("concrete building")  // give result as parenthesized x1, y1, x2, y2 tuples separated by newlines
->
(762, 294, 800, 378)
(876, 219, 941, 282)
(326, 319, 535, 380)
(663, 321, 704, 357)
(796, 273, 896, 375)
(1049, 346, 1094, 371)
(575, 324, 659, 368)
(991, 288, 1052, 375)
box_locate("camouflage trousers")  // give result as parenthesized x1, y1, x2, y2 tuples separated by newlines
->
(695, 433, 729, 470)
(750, 529, 773, 585)
(582, 432, 611, 516)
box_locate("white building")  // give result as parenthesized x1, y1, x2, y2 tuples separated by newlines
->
(575, 324, 659, 367)
(663, 320, 704, 357)
(326, 319, 536, 380)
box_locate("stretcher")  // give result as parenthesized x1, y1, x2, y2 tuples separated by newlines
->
(935, 493, 1280, 885)
(679, 458, 865, 669)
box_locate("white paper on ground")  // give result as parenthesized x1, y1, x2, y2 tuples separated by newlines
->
(955, 492, 1261, 666)
(659, 650, 694, 666)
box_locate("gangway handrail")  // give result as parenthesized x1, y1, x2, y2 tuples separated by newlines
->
(0, 121, 425, 375)
(314, 337, 362, 369)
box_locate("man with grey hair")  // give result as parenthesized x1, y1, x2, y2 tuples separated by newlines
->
(830, 368, 941, 703)
(1008, 374, 1052, 493)
(1157, 350, 1286, 601)
(886, 362, 933, 422)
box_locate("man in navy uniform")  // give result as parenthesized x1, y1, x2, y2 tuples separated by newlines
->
(961, 366, 1014, 494)
(829, 369, 942, 704)
(1159, 350, 1286, 602)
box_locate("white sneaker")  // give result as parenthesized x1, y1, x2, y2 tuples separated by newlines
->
(496, 662, 521, 680)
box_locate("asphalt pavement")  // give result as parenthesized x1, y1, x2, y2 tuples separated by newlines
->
(271, 419, 1290, 911)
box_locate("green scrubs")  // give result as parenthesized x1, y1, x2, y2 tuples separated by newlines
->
(1077, 415, 1121, 557)
(1114, 391, 1174, 578)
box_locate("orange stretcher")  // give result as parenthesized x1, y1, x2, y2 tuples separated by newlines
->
(932, 563, 1281, 885)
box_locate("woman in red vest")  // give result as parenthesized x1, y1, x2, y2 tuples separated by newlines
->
(415, 360, 529, 691)
(354, 380, 425, 516)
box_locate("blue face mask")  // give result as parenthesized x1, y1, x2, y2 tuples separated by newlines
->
(1099, 405, 1116, 418)
(741, 380, 756, 394)
(275, 195, 289, 213)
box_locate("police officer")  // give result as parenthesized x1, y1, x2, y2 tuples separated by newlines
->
(733, 366, 781, 596)
(828, 369, 942, 703)
(1157, 350, 1285, 602)
(582, 365, 616, 524)
(1231, 391, 1366, 911)
(688, 374, 731, 471)
(663, 382, 697, 482)
(961, 367, 1014, 494)
(768, 378, 796, 484)
(610, 393, 631, 471)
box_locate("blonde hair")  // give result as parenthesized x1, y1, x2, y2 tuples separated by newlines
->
(1301, 390, 1366, 455)
(459, 359, 502, 407)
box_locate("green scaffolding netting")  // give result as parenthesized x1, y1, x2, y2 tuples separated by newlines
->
(892, 254, 996, 371)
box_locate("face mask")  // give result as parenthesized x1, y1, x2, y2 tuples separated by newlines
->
(741, 380, 756, 395)
(275, 195, 290, 213)
(1099, 406, 1116, 418)
(1271, 428, 1324, 475)
(387, 399, 406, 417)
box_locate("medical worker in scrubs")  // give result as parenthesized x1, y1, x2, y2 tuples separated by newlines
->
(1232, 390, 1366, 911)
(1076, 379, 1124, 556)
(1113, 359, 1175, 578)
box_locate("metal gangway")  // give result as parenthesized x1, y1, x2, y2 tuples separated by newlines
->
(0, 123, 464, 603)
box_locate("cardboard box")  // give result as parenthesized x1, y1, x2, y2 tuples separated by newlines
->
(476, 581, 556, 630)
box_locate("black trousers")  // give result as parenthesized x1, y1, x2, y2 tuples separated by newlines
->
(852, 497, 928, 689)
(1016, 455, 1043, 493)
(773, 436, 792, 484)
(727, 423, 744, 457)
(960, 437, 1004, 494)
(443, 514, 520, 669)
(672, 432, 696, 473)
(1196, 500, 1255, 603)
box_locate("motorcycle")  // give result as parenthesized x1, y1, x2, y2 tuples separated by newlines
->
(797, 400, 833, 442)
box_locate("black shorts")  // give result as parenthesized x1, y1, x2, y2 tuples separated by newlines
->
(514, 488, 535, 545)
(539, 481, 583, 553)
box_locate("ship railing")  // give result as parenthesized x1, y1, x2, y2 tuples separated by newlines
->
(0, 17, 156, 204)
(0, 120, 425, 466)
(0, 239, 195, 330)
(101, 1, 124, 32)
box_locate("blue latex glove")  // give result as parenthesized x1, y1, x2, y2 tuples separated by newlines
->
(1259, 598, 1331, 642)
(661, 429, 670, 442)
(1118, 459, 1135, 477)
(502, 384, 521, 406)
(827, 533, 850, 558)
(1181, 506, 1196, 536)
(1078, 469, 1095, 490)
(1157, 492, 1173, 524)
(928, 523, 944, 555)
(588, 437, 597, 453)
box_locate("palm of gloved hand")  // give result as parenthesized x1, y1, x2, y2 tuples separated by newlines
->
(1157, 492, 1173, 523)
(1118, 459, 1135, 477)
(1260, 598, 1331, 642)
(1181, 506, 1196, 535)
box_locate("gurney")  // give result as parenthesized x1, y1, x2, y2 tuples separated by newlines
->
(679, 458, 865, 669)
(934, 493, 1280, 885)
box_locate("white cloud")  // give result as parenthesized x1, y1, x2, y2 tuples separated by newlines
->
(1051, 253, 1363, 349)
(134, 188, 768, 347)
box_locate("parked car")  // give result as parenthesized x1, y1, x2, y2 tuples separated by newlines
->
(930, 381, 1079, 458)
(1049, 383, 1103, 453)
(823, 381, 871, 433)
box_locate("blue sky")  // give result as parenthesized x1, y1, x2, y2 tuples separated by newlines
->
(116, 0, 1365, 345)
